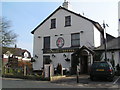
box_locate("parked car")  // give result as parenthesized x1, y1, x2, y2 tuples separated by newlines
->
(90, 61, 115, 81)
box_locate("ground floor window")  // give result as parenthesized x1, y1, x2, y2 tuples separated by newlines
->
(43, 56, 50, 64)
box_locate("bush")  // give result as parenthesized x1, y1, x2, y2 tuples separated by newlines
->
(56, 63, 62, 75)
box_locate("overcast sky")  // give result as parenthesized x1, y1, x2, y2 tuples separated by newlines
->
(2, 0, 119, 56)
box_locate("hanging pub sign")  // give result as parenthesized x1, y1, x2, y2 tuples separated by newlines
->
(56, 37, 64, 48)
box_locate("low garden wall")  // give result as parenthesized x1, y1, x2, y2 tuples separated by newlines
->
(50, 75, 66, 82)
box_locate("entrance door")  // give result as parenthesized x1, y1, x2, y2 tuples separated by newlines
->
(81, 56, 88, 74)
(71, 54, 79, 74)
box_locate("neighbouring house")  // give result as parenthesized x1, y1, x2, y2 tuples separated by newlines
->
(101, 33, 115, 45)
(31, 1, 105, 75)
(2, 47, 32, 75)
(94, 1, 120, 71)
(2, 47, 31, 65)
(95, 37, 120, 69)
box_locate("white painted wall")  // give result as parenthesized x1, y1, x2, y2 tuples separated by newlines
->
(3, 54, 13, 58)
(32, 35, 43, 70)
(33, 8, 101, 70)
(3, 54, 9, 58)
(49, 53, 71, 69)
(94, 26, 101, 47)
(102, 51, 120, 66)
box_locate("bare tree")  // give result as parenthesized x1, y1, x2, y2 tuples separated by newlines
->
(0, 17, 18, 47)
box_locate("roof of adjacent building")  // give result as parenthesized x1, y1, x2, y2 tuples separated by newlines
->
(2, 47, 31, 58)
(73, 45, 95, 55)
(95, 36, 120, 51)
(106, 33, 116, 43)
(31, 6, 103, 34)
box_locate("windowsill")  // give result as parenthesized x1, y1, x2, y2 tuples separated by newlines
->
(64, 25, 71, 27)
(71, 45, 80, 48)
(43, 48, 50, 50)
(50, 27, 56, 29)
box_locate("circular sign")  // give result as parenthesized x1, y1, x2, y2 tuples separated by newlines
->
(56, 37, 64, 48)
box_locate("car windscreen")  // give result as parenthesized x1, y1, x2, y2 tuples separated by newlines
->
(92, 62, 109, 68)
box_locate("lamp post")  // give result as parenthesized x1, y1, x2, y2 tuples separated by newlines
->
(103, 21, 109, 61)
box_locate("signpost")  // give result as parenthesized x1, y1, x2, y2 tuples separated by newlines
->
(76, 65, 80, 83)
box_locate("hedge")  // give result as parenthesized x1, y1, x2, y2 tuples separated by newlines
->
(2, 74, 49, 81)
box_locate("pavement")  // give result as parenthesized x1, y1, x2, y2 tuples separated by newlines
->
(51, 74, 120, 88)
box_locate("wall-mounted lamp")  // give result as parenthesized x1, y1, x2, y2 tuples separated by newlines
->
(31, 58, 36, 62)
(52, 54, 56, 57)
(80, 31, 84, 33)
(38, 36, 41, 38)
(35, 55, 38, 58)
(55, 35, 58, 36)
(63, 54, 66, 57)
(65, 58, 70, 61)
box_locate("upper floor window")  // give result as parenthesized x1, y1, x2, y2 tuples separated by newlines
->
(44, 36, 50, 49)
(71, 33, 80, 47)
(51, 18, 56, 29)
(65, 16, 71, 27)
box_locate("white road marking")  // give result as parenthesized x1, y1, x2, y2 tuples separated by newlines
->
(113, 76, 120, 84)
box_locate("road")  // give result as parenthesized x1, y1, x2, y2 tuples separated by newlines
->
(2, 78, 77, 88)
(2, 77, 120, 89)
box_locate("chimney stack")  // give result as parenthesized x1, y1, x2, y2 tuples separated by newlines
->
(62, 0, 69, 9)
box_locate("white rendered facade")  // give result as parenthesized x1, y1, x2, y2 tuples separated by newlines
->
(32, 6, 102, 72)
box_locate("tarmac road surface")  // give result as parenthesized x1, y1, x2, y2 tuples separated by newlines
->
(2, 76, 120, 90)
(2, 78, 77, 88)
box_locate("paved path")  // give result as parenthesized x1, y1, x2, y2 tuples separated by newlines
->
(51, 75, 120, 88)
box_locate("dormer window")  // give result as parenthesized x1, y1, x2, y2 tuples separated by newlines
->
(65, 16, 71, 27)
(51, 18, 56, 29)
(24, 52, 29, 58)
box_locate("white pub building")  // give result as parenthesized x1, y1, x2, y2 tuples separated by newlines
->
(31, 1, 104, 74)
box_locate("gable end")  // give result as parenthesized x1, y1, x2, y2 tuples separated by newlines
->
(31, 6, 103, 34)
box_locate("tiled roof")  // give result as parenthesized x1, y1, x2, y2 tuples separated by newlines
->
(2, 47, 31, 58)
(95, 37, 120, 51)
